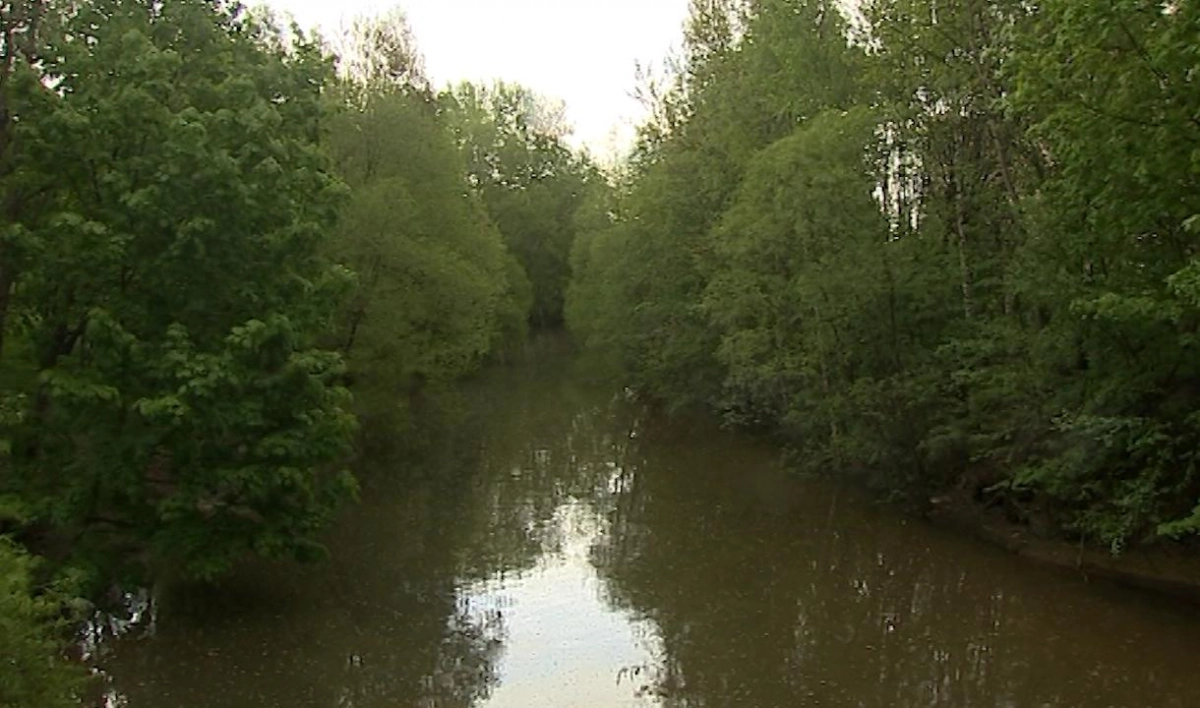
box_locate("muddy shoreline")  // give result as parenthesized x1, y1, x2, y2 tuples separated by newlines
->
(926, 495, 1200, 605)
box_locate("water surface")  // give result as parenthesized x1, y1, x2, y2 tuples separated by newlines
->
(94, 336, 1200, 707)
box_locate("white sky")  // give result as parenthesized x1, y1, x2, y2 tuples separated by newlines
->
(260, 0, 691, 159)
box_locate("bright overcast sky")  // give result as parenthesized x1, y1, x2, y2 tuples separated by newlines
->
(259, 0, 691, 158)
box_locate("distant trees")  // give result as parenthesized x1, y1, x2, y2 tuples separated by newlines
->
(324, 19, 530, 434)
(566, 0, 1200, 548)
(441, 82, 597, 327)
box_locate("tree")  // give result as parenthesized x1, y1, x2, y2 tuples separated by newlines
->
(441, 81, 594, 327)
(0, 1, 50, 356)
(1001, 0, 1200, 546)
(325, 18, 529, 433)
(0, 0, 356, 580)
(704, 108, 897, 458)
(568, 0, 869, 410)
(568, 0, 1200, 550)
(336, 8, 428, 95)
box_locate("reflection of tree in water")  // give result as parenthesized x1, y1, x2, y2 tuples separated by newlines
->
(425, 603, 505, 707)
(449, 336, 640, 584)
(96, 336, 1200, 708)
(592, 413, 1200, 708)
(96, 334, 643, 708)
(330, 598, 504, 708)
(92, 390, 508, 708)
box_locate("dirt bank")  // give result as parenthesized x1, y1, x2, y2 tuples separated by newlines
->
(927, 495, 1200, 605)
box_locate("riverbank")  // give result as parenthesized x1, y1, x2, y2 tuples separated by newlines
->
(927, 493, 1200, 605)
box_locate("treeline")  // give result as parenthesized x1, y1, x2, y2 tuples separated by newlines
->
(0, 2, 590, 704)
(567, 0, 1200, 551)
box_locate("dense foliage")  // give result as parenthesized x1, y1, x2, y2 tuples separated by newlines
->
(440, 82, 598, 327)
(0, 538, 82, 708)
(0, 0, 359, 583)
(566, 0, 1200, 550)
(324, 25, 531, 434)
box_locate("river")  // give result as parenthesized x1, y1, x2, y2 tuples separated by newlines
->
(90, 335, 1200, 707)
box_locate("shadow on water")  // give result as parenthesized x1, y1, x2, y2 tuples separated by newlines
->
(594, 419, 1200, 707)
(91, 333, 1200, 707)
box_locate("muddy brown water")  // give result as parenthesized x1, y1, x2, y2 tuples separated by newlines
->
(91, 336, 1200, 707)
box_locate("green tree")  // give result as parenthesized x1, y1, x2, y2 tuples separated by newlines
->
(0, 1, 51, 356)
(442, 82, 594, 327)
(325, 16, 529, 432)
(568, 0, 1200, 553)
(859, 0, 1048, 493)
(1002, 0, 1200, 546)
(0, 0, 356, 580)
(568, 0, 867, 409)
(704, 108, 898, 460)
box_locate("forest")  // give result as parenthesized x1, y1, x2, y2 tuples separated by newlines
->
(1, 0, 1198, 704)
(568, 0, 1200, 548)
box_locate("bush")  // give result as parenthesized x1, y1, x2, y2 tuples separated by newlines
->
(0, 538, 84, 708)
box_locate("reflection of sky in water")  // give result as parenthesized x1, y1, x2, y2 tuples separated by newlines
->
(461, 500, 663, 708)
